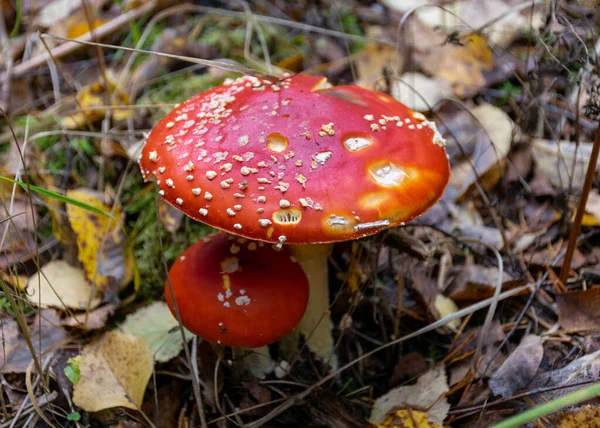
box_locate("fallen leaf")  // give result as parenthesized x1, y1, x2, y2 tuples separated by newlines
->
(409, 263, 458, 330)
(121, 301, 193, 363)
(0, 311, 68, 373)
(355, 42, 399, 90)
(66, 189, 134, 298)
(369, 366, 450, 426)
(371, 409, 441, 428)
(447, 265, 523, 301)
(434, 294, 460, 331)
(73, 331, 153, 411)
(557, 287, 600, 333)
(62, 303, 117, 330)
(445, 103, 515, 201)
(553, 405, 600, 428)
(392, 72, 452, 112)
(36, 0, 82, 27)
(584, 190, 600, 226)
(532, 139, 598, 190)
(66, 18, 107, 39)
(62, 72, 132, 129)
(25, 260, 101, 310)
(528, 351, 600, 405)
(435, 34, 495, 98)
(489, 335, 543, 398)
(158, 200, 185, 234)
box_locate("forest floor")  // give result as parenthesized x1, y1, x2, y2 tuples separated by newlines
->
(1, 0, 600, 427)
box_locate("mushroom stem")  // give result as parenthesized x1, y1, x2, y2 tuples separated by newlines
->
(287, 243, 337, 368)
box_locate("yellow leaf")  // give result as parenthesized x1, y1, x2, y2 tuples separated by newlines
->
(25, 260, 101, 310)
(434, 294, 460, 331)
(62, 72, 132, 129)
(73, 331, 153, 411)
(65, 189, 134, 295)
(371, 410, 441, 428)
(556, 405, 600, 427)
(66, 19, 107, 39)
(437, 34, 494, 98)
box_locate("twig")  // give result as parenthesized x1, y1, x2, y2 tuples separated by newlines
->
(559, 113, 600, 284)
(0, 2, 156, 80)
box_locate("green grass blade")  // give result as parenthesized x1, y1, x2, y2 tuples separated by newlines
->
(491, 382, 600, 428)
(0, 176, 115, 219)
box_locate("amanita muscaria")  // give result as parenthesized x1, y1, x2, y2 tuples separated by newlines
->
(166, 232, 309, 348)
(140, 74, 450, 363)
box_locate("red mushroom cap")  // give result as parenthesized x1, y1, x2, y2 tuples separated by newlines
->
(165, 232, 309, 348)
(140, 74, 450, 244)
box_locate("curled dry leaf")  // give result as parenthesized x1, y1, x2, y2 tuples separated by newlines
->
(369, 366, 450, 426)
(447, 265, 524, 301)
(73, 331, 153, 411)
(65, 189, 134, 298)
(121, 301, 193, 363)
(445, 103, 514, 201)
(0, 310, 67, 373)
(557, 287, 600, 333)
(25, 260, 101, 310)
(489, 334, 543, 398)
(62, 303, 117, 330)
(527, 351, 600, 405)
(409, 264, 460, 330)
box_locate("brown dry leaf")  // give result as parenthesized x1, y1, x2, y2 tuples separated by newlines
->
(73, 331, 153, 411)
(409, 264, 459, 330)
(355, 43, 399, 90)
(62, 303, 117, 330)
(25, 260, 101, 310)
(0, 311, 67, 373)
(62, 72, 132, 129)
(447, 265, 523, 301)
(489, 335, 543, 398)
(435, 34, 494, 98)
(385, 0, 545, 49)
(369, 366, 450, 426)
(531, 139, 598, 190)
(445, 104, 515, 201)
(158, 200, 185, 234)
(528, 351, 600, 405)
(557, 287, 600, 333)
(65, 189, 134, 297)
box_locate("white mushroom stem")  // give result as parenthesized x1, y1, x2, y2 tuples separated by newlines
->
(287, 243, 337, 368)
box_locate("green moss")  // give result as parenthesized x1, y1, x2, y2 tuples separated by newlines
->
(121, 173, 213, 298)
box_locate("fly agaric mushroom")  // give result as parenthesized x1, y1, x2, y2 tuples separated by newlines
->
(165, 232, 309, 348)
(140, 74, 450, 365)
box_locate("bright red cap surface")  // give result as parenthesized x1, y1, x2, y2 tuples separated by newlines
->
(165, 232, 309, 348)
(140, 74, 450, 244)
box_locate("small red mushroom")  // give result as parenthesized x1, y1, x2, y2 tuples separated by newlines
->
(165, 232, 309, 348)
(141, 74, 450, 364)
